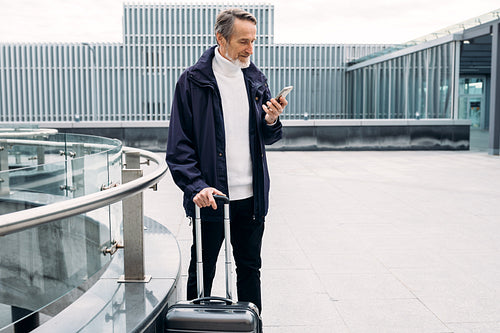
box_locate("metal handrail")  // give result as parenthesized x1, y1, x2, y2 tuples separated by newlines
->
(0, 147, 168, 237)
(0, 138, 118, 150)
(0, 128, 58, 138)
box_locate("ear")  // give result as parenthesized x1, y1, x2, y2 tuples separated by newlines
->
(216, 32, 226, 48)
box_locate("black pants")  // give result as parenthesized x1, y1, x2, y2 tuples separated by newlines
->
(186, 197, 265, 312)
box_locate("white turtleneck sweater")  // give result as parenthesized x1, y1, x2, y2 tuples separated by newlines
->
(212, 47, 253, 201)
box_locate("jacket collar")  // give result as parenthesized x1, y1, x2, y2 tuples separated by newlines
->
(190, 45, 267, 89)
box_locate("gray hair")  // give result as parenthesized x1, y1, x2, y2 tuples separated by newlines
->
(214, 8, 257, 42)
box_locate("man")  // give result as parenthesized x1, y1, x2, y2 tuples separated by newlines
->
(166, 8, 287, 313)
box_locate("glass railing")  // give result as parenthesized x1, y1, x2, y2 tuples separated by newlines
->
(0, 131, 123, 332)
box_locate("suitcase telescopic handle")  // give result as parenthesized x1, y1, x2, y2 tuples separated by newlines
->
(192, 296, 234, 305)
(194, 194, 233, 300)
(212, 194, 229, 204)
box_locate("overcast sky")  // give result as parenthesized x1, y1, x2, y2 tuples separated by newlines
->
(0, 0, 499, 44)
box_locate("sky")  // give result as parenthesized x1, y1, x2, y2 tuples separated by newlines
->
(0, 0, 499, 45)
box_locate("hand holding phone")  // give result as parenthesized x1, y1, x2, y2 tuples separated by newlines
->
(263, 86, 291, 125)
(275, 86, 293, 103)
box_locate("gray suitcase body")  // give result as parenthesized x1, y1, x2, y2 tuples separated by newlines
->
(165, 195, 262, 333)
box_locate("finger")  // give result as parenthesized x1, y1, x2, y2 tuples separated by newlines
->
(266, 106, 280, 119)
(208, 194, 217, 210)
(194, 190, 209, 208)
(269, 100, 283, 113)
(270, 98, 280, 106)
(262, 104, 272, 115)
(270, 98, 281, 108)
(278, 97, 288, 107)
(212, 188, 224, 195)
(266, 102, 277, 115)
(193, 195, 203, 208)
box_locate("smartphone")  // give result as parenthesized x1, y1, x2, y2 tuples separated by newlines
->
(275, 86, 293, 102)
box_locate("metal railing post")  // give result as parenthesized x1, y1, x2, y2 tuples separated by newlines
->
(37, 146, 45, 171)
(0, 144, 9, 196)
(119, 151, 151, 283)
(72, 144, 85, 198)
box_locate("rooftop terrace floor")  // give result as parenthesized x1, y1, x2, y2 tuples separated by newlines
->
(146, 147, 500, 332)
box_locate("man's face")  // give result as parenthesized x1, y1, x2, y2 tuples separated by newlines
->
(217, 18, 256, 68)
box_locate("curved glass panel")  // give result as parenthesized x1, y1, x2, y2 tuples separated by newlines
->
(0, 131, 122, 332)
(0, 132, 121, 204)
(0, 215, 111, 331)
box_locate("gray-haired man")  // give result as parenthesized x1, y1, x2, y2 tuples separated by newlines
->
(166, 8, 288, 313)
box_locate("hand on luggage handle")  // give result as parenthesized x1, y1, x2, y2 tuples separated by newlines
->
(194, 194, 229, 216)
(192, 296, 234, 305)
(212, 194, 229, 204)
(193, 188, 227, 209)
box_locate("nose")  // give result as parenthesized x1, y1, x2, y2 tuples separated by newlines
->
(247, 42, 253, 55)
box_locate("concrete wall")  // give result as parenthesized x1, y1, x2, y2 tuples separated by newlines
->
(50, 119, 470, 152)
(272, 120, 471, 151)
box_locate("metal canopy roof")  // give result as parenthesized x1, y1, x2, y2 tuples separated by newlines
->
(349, 8, 500, 68)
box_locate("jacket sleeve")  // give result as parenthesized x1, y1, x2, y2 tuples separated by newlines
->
(260, 85, 283, 145)
(166, 73, 209, 201)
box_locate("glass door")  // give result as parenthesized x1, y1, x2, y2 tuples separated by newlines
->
(458, 77, 487, 129)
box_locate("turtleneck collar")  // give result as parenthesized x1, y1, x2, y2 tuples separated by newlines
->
(213, 46, 242, 77)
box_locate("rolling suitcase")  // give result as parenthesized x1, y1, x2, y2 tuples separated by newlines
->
(165, 195, 262, 333)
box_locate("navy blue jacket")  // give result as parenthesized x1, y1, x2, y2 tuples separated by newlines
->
(166, 46, 282, 222)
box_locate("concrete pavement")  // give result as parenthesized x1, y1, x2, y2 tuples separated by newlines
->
(145, 150, 500, 332)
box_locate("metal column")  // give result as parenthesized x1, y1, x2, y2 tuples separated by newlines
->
(489, 22, 500, 155)
(119, 151, 151, 283)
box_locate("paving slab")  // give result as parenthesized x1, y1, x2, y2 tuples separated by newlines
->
(145, 150, 500, 332)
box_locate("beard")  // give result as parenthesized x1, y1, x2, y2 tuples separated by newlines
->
(225, 50, 250, 68)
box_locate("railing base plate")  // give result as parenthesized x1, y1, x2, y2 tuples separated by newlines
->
(117, 274, 152, 283)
